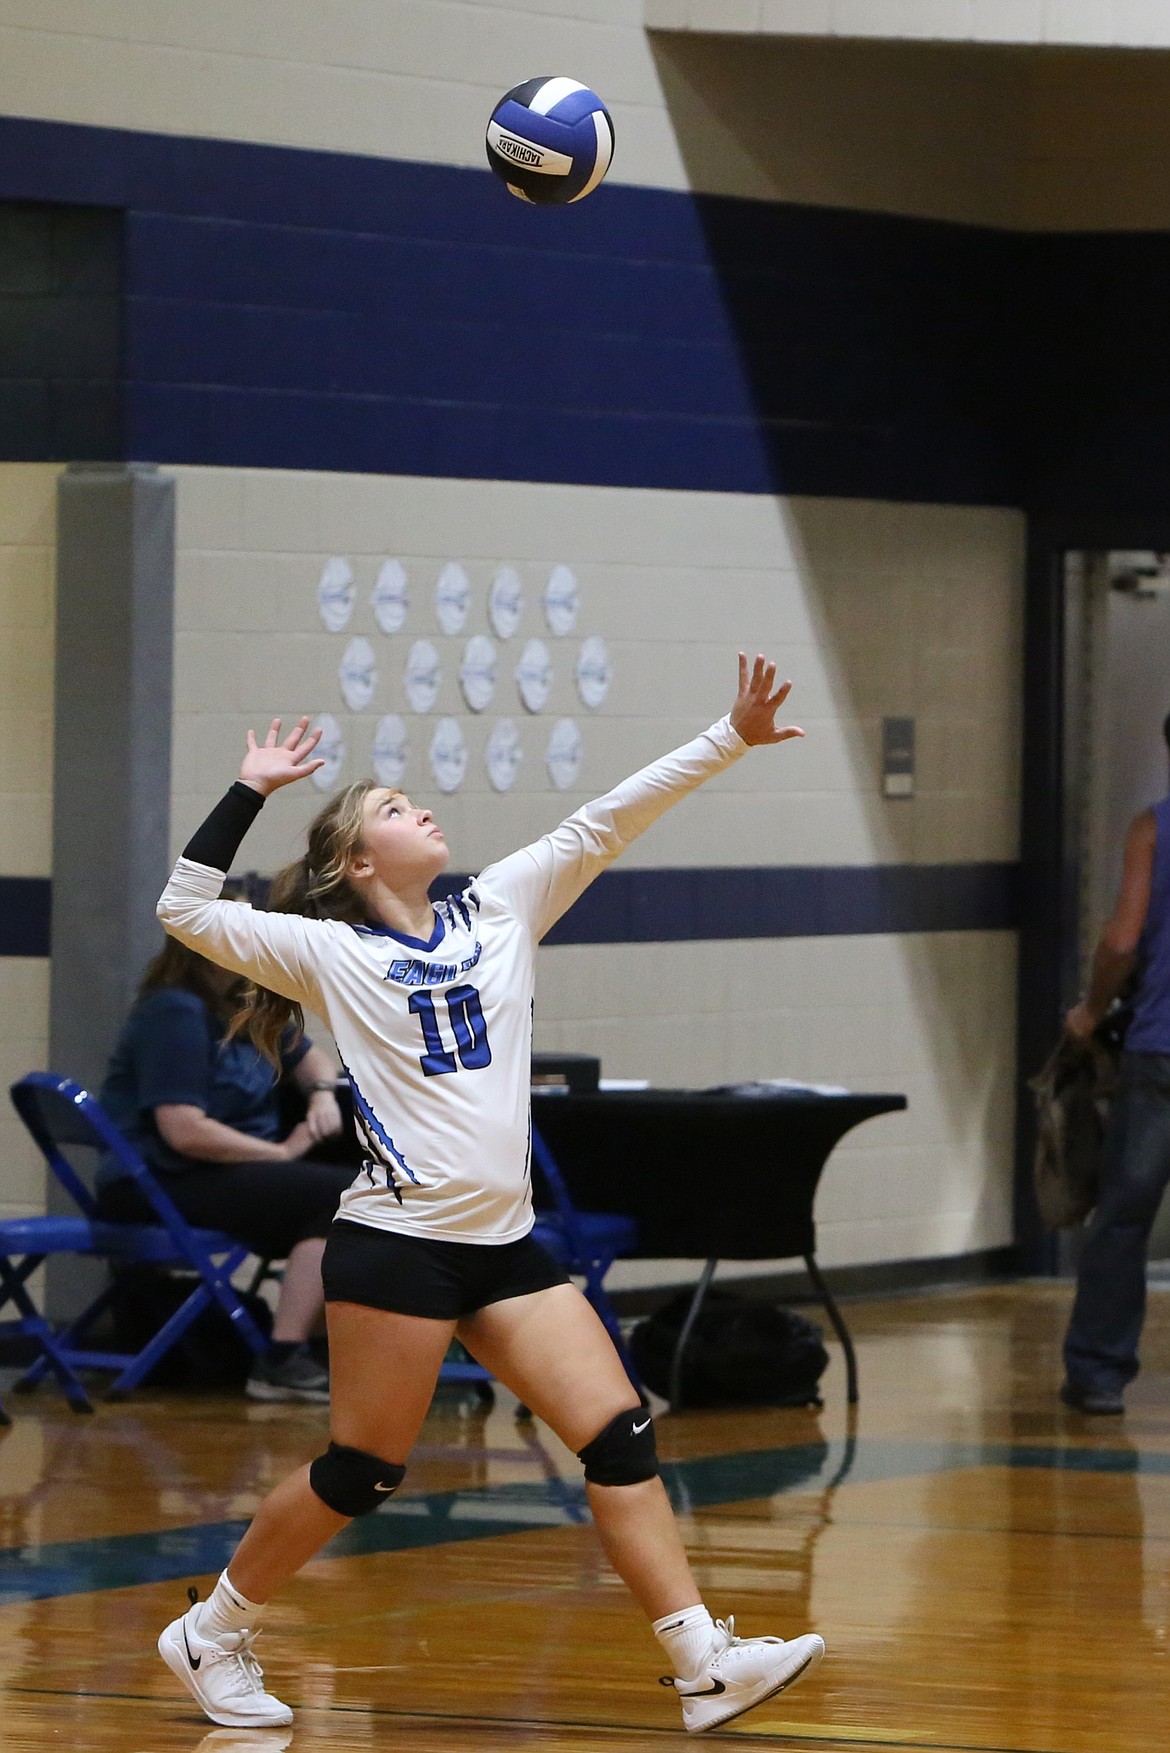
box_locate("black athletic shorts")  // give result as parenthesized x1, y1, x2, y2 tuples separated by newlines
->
(322, 1219, 570, 1319)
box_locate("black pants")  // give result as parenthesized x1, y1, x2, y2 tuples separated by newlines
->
(97, 1160, 356, 1261)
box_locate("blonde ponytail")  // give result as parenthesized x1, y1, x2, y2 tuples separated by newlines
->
(229, 781, 376, 1064)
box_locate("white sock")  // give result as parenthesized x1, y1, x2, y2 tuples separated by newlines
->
(195, 1570, 265, 1641)
(653, 1604, 715, 1680)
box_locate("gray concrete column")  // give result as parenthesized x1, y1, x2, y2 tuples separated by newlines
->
(48, 464, 175, 1307)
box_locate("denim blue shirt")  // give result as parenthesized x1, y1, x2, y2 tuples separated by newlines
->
(1129, 797, 1170, 1056)
(97, 988, 309, 1182)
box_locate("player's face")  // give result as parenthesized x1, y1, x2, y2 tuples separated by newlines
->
(351, 788, 450, 888)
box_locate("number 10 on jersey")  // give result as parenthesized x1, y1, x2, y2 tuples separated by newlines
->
(408, 984, 493, 1076)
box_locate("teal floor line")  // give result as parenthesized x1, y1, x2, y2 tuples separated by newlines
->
(1, 1435, 1167, 1608)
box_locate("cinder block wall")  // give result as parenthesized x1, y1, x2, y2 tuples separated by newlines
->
(172, 466, 1023, 1275)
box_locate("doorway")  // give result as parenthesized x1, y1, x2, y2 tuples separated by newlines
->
(1063, 550, 1170, 1257)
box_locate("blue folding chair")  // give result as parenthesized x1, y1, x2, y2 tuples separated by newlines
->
(530, 1123, 642, 1394)
(1, 1073, 271, 1415)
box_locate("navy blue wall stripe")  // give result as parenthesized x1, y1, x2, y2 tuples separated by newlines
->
(0, 864, 1017, 960)
(438, 861, 1019, 944)
(0, 864, 1016, 959)
(0, 114, 1016, 502)
(0, 878, 50, 957)
(2, 115, 1170, 512)
(538, 860, 1019, 945)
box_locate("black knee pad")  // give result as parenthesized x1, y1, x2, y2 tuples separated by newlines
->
(577, 1405, 658, 1486)
(308, 1442, 406, 1516)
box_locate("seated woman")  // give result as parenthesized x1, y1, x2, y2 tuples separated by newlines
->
(96, 934, 356, 1404)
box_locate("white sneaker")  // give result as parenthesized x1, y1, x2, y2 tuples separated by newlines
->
(158, 1591, 293, 1728)
(667, 1616, 825, 1734)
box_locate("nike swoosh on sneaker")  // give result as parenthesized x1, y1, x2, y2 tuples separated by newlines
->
(181, 1622, 202, 1671)
(686, 1679, 726, 1696)
(632, 1417, 651, 1434)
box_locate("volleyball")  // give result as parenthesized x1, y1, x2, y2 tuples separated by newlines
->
(485, 77, 615, 205)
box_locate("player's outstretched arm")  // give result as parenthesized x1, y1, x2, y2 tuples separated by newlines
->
(480, 651, 804, 939)
(157, 716, 330, 1008)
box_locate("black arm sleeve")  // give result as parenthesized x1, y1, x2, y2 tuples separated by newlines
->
(182, 782, 266, 871)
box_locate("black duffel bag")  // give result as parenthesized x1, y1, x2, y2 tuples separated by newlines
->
(631, 1287, 829, 1409)
(108, 1265, 273, 1389)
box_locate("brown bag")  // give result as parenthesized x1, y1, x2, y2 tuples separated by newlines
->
(1028, 1036, 1118, 1229)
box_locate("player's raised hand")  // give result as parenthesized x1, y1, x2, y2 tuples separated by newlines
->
(729, 653, 804, 748)
(239, 717, 326, 796)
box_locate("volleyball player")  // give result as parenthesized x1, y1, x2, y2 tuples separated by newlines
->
(155, 653, 825, 1734)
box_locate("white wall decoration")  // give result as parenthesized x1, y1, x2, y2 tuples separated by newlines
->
(339, 636, 377, 711)
(459, 634, 497, 713)
(546, 718, 583, 792)
(317, 556, 355, 631)
(372, 714, 408, 788)
(372, 559, 409, 634)
(576, 634, 611, 710)
(543, 564, 578, 636)
(488, 566, 523, 640)
(429, 717, 467, 794)
(404, 639, 441, 713)
(311, 713, 346, 791)
(485, 719, 523, 792)
(435, 561, 470, 636)
(516, 638, 552, 713)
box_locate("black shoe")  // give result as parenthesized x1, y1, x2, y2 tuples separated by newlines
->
(1060, 1380, 1124, 1416)
(246, 1345, 329, 1404)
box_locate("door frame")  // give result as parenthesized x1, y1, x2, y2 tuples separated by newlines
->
(1015, 512, 1170, 1267)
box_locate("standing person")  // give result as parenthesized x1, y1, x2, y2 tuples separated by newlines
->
(154, 655, 825, 1734)
(97, 936, 352, 1403)
(1063, 711, 1170, 1414)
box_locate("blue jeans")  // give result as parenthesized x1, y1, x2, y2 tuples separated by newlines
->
(1064, 1051, 1170, 1393)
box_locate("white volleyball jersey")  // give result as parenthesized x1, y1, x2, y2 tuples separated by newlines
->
(157, 716, 747, 1243)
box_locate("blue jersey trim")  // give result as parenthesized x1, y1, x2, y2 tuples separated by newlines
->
(352, 912, 446, 953)
(342, 1061, 419, 1186)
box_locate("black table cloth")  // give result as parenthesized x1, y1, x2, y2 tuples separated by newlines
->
(530, 1086, 907, 1406)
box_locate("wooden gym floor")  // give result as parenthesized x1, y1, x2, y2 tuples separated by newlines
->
(2, 1280, 1169, 1753)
